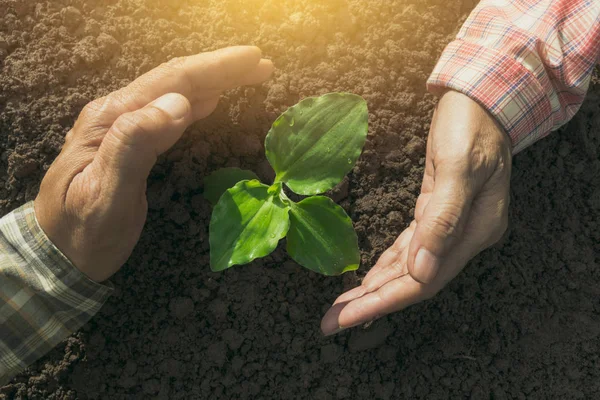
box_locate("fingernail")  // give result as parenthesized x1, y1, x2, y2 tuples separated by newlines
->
(152, 93, 190, 120)
(323, 325, 346, 336)
(413, 248, 440, 284)
(321, 303, 347, 336)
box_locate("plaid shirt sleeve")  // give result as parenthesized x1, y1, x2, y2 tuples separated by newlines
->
(0, 202, 113, 386)
(427, 0, 600, 154)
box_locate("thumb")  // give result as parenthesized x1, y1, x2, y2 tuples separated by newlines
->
(94, 92, 193, 185)
(407, 169, 476, 284)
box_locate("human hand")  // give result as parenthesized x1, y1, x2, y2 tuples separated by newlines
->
(321, 90, 512, 335)
(34, 46, 274, 282)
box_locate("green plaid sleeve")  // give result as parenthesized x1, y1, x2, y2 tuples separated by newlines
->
(0, 201, 113, 386)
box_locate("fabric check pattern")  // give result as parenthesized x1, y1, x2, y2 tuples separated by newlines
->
(428, 0, 600, 154)
(0, 202, 113, 386)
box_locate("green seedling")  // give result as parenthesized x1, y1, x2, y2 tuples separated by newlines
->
(204, 93, 368, 275)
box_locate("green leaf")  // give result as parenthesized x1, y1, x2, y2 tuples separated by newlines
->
(286, 196, 359, 275)
(210, 180, 290, 271)
(265, 92, 368, 195)
(203, 168, 260, 205)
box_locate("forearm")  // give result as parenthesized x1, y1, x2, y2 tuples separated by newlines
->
(0, 202, 113, 385)
(428, 0, 600, 153)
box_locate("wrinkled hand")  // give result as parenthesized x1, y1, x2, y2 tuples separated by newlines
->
(34, 46, 274, 282)
(321, 90, 512, 335)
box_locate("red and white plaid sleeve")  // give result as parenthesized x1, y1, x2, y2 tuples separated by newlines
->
(427, 0, 600, 154)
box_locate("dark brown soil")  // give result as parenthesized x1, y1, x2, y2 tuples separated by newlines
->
(1, 0, 599, 399)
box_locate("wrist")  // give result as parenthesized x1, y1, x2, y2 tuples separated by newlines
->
(433, 90, 512, 185)
(439, 90, 511, 154)
(33, 197, 103, 283)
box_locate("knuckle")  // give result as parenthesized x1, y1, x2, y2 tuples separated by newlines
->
(81, 97, 106, 118)
(80, 95, 120, 121)
(164, 56, 195, 90)
(111, 112, 150, 146)
(389, 259, 404, 274)
(423, 205, 462, 239)
(437, 135, 509, 184)
(64, 128, 75, 144)
(204, 52, 230, 83)
(151, 95, 191, 120)
(409, 220, 418, 231)
(389, 238, 404, 252)
(111, 106, 172, 146)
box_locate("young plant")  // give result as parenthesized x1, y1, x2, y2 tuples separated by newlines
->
(204, 93, 368, 276)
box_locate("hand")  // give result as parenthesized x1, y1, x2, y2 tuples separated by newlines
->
(321, 90, 512, 335)
(34, 46, 274, 282)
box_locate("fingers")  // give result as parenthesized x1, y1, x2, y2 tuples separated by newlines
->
(320, 223, 415, 335)
(320, 165, 508, 337)
(406, 169, 475, 284)
(321, 273, 428, 335)
(93, 93, 194, 187)
(238, 58, 275, 87)
(116, 46, 272, 110)
(358, 221, 415, 292)
(320, 227, 477, 336)
(75, 46, 274, 133)
(321, 91, 514, 336)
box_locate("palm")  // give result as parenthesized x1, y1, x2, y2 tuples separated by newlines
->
(35, 47, 274, 282)
(321, 91, 512, 335)
(62, 93, 224, 278)
(320, 177, 430, 333)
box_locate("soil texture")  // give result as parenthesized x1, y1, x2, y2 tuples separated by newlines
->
(1, 0, 599, 399)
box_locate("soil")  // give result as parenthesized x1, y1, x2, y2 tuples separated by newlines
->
(1, 0, 599, 399)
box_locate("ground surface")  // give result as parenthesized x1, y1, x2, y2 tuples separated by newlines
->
(1, 0, 599, 399)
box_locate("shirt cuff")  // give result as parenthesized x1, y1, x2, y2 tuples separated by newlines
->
(0, 201, 113, 385)
(427, 39, 554, 154)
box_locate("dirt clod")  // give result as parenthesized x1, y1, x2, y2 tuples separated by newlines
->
(169, 297, 195, 319)
(348, 319, 394, 352)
